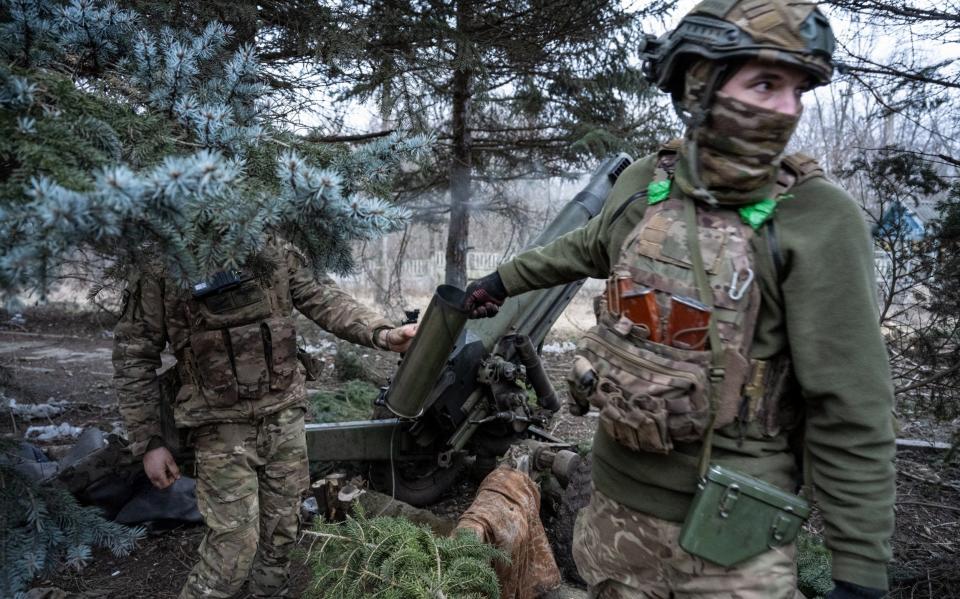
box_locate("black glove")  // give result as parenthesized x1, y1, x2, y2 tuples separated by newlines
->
(463, 271, 507, 318)
(826, 580, 886, 599)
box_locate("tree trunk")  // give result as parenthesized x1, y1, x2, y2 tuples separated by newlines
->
(445, 0, 473, 289)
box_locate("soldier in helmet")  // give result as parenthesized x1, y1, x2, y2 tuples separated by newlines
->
(112, 240, 416, 598)
(465, 1, 894, 598)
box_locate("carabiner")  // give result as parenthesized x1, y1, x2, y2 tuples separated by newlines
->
(728, 267, 754, 301)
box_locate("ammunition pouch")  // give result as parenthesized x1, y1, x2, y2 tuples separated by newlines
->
(738, 355, 797, 437)
(565, 355, 596, 416)
(679, 465, 810, 566)
(183, 275, 299, 406)
(188, 329, 240, 407)
(262, 317, 298, 392)
(569, 309, 752, 454)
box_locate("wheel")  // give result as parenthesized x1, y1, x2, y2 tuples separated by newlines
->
(367, 455, 465, 507)
(546, 452, 593, 585)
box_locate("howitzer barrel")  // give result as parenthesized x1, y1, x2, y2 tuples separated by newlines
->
(526, 152, 632, 249)
(384, 284, 469, 419)
(470, 152, 633, 349)
(303, 154, 633, 491)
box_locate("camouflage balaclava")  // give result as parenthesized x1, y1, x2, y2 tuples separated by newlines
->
(639, 0, 835, 206)
(673, 59, 802, 206)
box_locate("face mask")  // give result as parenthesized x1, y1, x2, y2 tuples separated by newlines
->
(675, 87, 801, 206)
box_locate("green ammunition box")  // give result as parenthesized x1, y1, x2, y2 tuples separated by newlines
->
(679, 464, 810, 567)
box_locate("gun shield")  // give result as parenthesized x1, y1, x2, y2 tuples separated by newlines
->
(384, 285, 469, 419)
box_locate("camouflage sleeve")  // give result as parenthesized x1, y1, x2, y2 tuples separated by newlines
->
(112, 272, 168, 457)
(287, 250, 394, 348)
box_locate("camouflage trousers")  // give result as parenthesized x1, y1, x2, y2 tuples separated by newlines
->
(572, 491, 801, 599)
(180, 407, 310, 599)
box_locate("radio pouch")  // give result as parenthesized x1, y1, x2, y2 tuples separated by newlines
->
(679, 464, 810, 566)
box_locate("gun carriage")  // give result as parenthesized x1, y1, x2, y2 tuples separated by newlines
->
(304, 153, 633, 505)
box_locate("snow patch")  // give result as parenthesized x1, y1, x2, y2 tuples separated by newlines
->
(541, 341, 576, 354)
(25, 422, 84, 442)
(303, 340, 336, 354)
(4, 396, 70, 419)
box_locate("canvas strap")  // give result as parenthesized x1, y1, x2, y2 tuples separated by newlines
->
(682, 198, 725, 480)
(684, 195, 815, 500)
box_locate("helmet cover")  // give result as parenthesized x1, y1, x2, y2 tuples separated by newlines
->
(641, 0, 835, 96)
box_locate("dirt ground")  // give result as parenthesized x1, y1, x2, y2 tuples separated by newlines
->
(2, 303, 958, 598)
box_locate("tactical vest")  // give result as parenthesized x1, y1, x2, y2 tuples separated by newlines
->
(568, 142, 823, 454)
(178, 266, 299, 408)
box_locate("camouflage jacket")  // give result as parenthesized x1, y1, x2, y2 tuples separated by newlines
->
(112, 243, 394, 457)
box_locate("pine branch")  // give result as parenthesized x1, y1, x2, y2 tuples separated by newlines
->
(1, 3, 431, 295)
(303, 508, 505, 599)
(0, 464, 145, 597)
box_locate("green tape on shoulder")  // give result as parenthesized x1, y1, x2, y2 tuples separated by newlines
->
(739, 198, 778, 230)
(648, 180, 671, 205)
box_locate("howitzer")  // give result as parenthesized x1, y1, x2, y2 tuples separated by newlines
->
(305, 153, 633, 505)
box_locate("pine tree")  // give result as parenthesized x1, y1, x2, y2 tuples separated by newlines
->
(300, 0, 679, 287)
(0, 0, 427, 593)
(0, 0, 428, 299)
(0, 440, 146, 598)
(304, 507, 505, 599)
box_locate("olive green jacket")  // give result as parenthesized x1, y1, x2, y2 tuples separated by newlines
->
(498, 154, 896, 590)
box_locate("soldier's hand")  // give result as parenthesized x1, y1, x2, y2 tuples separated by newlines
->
(825, 580, 886, 599)
(378, 323, 418, 353)
(463, 271, 507, 319)
(143, 446, 181, 489)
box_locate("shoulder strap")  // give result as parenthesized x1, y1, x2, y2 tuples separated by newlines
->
(655, 139, 682, 181)
(659, 138, 683, 154)
(681, 197, 727, 480)
(781, 152, 824, 186)
(763, 152, 824, 281)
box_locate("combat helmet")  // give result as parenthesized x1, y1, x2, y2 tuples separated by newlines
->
(640, 0, 835, 123)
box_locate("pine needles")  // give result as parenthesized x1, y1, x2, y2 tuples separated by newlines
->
(303, 508, 506, 599)
(309, 380, 379, 422)
(0, 463, 145, 598)
(796, 530, 833, 599)
(0, 0, 432, 298)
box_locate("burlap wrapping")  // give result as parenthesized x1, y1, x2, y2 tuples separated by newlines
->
(456, 467, 561, 599)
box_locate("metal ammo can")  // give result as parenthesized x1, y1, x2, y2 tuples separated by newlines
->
(679, 464, 811, 566)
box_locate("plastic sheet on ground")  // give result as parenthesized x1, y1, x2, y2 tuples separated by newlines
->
(457, 466, 562, 599)
(5, 428, 201, 525)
